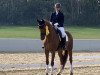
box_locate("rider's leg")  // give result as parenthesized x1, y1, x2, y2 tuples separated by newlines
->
(61, 36, 66, 50)
(57, 29, 62, 40)
(58, 27, 67, 50)
(58, 27, 66, 38)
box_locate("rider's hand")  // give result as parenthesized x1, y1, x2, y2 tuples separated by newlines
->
(54, 23, 59, 26)
(50, 22, 52, 25)
(54, 23, 59, 29)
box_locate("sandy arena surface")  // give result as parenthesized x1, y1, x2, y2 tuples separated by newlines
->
(0, 52, 100, 75)
(0, 66, 100, 75)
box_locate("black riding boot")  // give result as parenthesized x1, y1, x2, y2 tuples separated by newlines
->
(61, 37, 67, 50)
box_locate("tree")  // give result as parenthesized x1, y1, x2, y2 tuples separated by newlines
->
(0, 0, 99, 26)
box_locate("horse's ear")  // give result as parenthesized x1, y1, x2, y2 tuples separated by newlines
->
(37, 19, 40, 23)
(41, 19, 45, 24)
(41, 19, 44, 21)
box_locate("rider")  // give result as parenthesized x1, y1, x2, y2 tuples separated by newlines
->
(50, 3, 66, 50)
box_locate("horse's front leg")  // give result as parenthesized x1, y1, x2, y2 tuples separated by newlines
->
(45, 50, 49, 75)
(50, 51, 55, 75)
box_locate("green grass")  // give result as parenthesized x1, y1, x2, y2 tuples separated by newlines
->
(0, 26, 40, 39)
(67, 26, 100, 39)
(0, 26, 100, 39)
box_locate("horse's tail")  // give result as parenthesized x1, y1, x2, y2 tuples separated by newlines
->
(63, 31, 73, 66)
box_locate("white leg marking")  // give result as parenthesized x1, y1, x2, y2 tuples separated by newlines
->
(70, 64, 73, 73)
(51, 66, 54, 74)
(46, 65, 49, 74)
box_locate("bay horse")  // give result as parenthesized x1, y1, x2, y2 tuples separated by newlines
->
(37, 19, 73, 75)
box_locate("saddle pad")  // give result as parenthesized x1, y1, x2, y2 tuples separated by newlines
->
(66, 34, 68, 41)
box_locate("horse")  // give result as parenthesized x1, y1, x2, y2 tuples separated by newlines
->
(37, 19, 73, 75)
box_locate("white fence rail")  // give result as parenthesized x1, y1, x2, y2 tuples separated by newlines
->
(0, 38, 100, 52)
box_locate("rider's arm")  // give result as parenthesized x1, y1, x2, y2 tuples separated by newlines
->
(50, 13, 53, 23)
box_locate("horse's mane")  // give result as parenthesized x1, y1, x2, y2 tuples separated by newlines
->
(44, 20, 55, 33)
(45, 20, 53, 28)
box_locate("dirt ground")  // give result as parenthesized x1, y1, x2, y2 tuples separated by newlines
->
(0, 52, 100, 64)
(0, 66, 100, 75)
(0, 52, 100, 75)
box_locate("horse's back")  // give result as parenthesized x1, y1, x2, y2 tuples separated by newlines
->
(65, 31, 73, 40)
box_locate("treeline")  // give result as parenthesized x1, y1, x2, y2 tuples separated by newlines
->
(0, 0, 100, 26)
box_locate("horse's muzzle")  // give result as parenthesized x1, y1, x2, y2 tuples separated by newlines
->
(41, 33, 46, 40)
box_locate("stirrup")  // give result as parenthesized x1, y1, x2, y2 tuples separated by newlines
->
(42, 46, 44, 49)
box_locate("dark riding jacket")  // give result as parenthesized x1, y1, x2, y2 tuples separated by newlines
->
(50, 11, 64, 27)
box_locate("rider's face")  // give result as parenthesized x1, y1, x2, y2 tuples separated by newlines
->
(54, 7, 61, 12)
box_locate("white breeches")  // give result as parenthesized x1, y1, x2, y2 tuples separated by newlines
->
(58, 27, 66, 38)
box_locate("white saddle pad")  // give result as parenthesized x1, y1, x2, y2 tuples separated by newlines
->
(66, 34, 68, 41)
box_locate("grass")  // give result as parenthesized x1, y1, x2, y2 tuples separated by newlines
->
(67, 26, 100, 39)
(0, 26, 100, 39)
(0, 26, 40, 39)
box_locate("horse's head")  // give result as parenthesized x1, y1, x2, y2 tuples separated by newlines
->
(37, 19, 46, 40)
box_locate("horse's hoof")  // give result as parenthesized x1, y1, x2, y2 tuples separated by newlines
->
(57, 73, 61, 75)
(70, 72, 73, 75)
(46, 73, 48, 75)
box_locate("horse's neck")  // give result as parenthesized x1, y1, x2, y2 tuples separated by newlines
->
(45, 22, 57, 39)
(46, 22, 56, 36)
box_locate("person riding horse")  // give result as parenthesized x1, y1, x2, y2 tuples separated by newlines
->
(50, 3, 66, 50)
(37, 3, 73, 75)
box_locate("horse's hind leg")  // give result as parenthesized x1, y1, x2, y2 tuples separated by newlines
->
(45, 50, 49, 75)
(68, 50, 73, 75)
(57, 50, 66, 75)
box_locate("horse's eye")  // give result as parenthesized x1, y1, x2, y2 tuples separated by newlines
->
(39, 26, 43, 29)
(39, 26, 41, 29)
